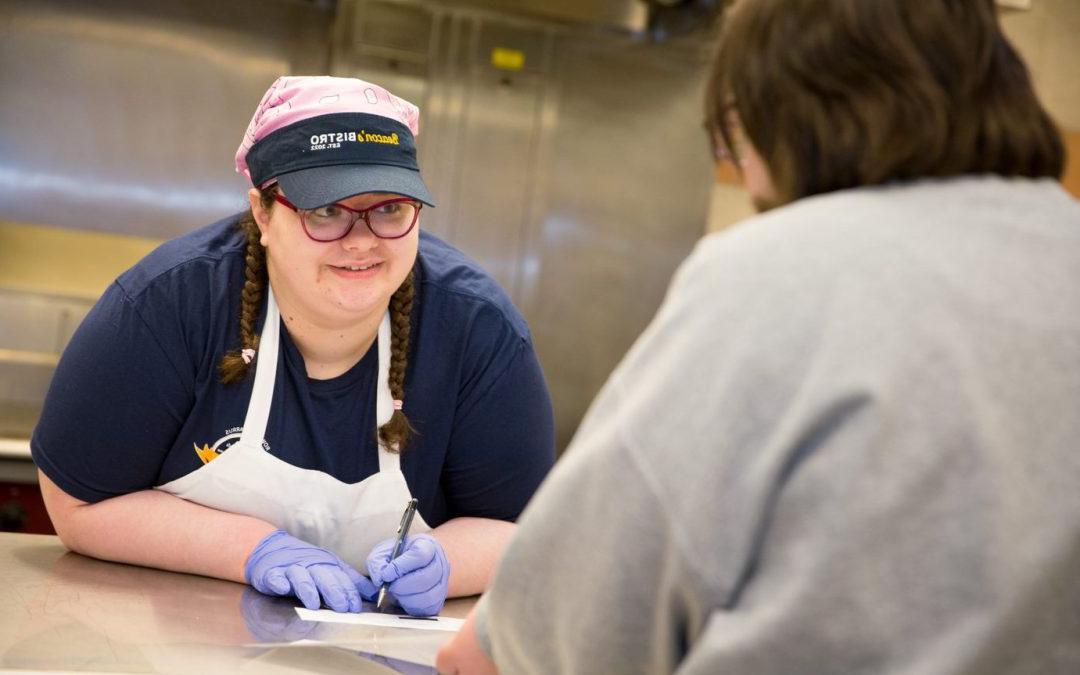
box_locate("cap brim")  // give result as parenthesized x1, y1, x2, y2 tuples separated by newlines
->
(276, 164, 435, 209)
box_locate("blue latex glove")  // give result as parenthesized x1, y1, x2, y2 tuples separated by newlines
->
(366, 533, 451, 617)
(244, 530, 377, 612)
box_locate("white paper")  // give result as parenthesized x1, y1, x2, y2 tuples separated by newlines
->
(295, 607, 464, 632)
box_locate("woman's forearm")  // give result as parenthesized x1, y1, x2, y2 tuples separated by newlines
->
(431, 517, 515, 597)
(41, 469, 517, 594)
(38, 469, 276, 583)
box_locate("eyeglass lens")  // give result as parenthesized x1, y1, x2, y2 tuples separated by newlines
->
(302, 200, 419, 241)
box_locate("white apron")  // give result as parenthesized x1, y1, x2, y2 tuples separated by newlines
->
(156, 287, 430, 573)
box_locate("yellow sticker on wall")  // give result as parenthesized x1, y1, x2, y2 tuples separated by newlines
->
(491, 47, 525, 71)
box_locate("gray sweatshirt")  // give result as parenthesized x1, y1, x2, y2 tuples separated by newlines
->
(475, 176, 1080, 674)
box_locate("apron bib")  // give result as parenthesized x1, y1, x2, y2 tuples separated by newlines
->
(156, 286, 430, 573)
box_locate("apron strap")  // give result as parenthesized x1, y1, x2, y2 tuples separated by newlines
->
(239, 286, 280, 449)
(239, 286, 401, 472)
(376, 311, 401, 472)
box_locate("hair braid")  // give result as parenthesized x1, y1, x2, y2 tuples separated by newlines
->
(218, 196, 271, 384)
(378, 267, 416, 453)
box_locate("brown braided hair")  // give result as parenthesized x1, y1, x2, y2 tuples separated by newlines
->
(379, 268, 416, 453)
(218, 186, 418, 453)
(217, 189, 271, 385)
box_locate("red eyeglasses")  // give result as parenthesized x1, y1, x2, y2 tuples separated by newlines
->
(274, 194, 422, 242)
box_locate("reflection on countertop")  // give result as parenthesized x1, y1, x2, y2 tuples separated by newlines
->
(0, 532, 470, 673)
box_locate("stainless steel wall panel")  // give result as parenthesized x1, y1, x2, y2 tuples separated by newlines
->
(0, 294, 64, 355)
(0, 0, 333, 239)
(330, 1, 434, 135)
(445, 66, 547, 296)
(348, 0, 434, 54)
(0, 289, 91, 438)
(426, 0, 648, 33)
(0, 362, 51, 438)
(413, 12, 475, 244)
(0, 291, 90, 355)
(521, 39, 714, 450)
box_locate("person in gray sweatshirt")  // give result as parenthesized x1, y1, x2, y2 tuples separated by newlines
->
(436, 0, 1080, 673)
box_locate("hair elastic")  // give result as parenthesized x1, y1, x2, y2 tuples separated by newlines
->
(241, 348, 256, 364)
(393, 399, 404, 411)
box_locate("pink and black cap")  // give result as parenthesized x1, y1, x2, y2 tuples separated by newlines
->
(235, 76, 435, 209)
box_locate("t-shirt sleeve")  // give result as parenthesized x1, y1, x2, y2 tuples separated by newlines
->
(31, 281, 196, 503)
(438, 304, 555, 522)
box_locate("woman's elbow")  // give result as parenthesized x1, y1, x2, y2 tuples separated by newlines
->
(36, 469, 90, 552)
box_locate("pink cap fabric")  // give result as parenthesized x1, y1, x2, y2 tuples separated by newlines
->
(235, 75, 421, 182)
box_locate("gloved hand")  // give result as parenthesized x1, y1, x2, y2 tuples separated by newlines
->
(244, 529, 377, 613)
(366, 533, 451, 617)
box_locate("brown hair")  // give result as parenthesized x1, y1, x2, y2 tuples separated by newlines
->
(218, 187, 417, 452)
(706, 0, 1064, 207)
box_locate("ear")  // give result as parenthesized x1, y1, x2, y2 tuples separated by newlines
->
(248, 188, 272, 246)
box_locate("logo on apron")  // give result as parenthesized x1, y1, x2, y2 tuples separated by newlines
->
(193, 428, 270, 464)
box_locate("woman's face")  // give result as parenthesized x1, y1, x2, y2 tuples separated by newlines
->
(251, 189, 419, 329)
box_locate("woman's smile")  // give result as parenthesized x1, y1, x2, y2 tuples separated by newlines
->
(326, 259, 385, 280)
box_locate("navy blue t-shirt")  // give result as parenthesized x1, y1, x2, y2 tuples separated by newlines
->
(31, 214, 556, 527)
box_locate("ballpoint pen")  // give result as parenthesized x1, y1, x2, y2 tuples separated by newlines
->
(376, 497, 419, 611)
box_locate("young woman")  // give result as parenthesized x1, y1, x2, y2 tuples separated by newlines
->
(32, 76, 555, 617)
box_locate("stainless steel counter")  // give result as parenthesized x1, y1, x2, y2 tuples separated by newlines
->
(0, 533, 473, 673)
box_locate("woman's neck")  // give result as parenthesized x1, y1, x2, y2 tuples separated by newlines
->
(273, 291, 385, 381)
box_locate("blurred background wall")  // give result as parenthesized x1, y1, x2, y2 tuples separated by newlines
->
(0, 0, 720, 459)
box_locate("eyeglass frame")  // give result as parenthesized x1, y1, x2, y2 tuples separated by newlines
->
(273, 194, 423, 242)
